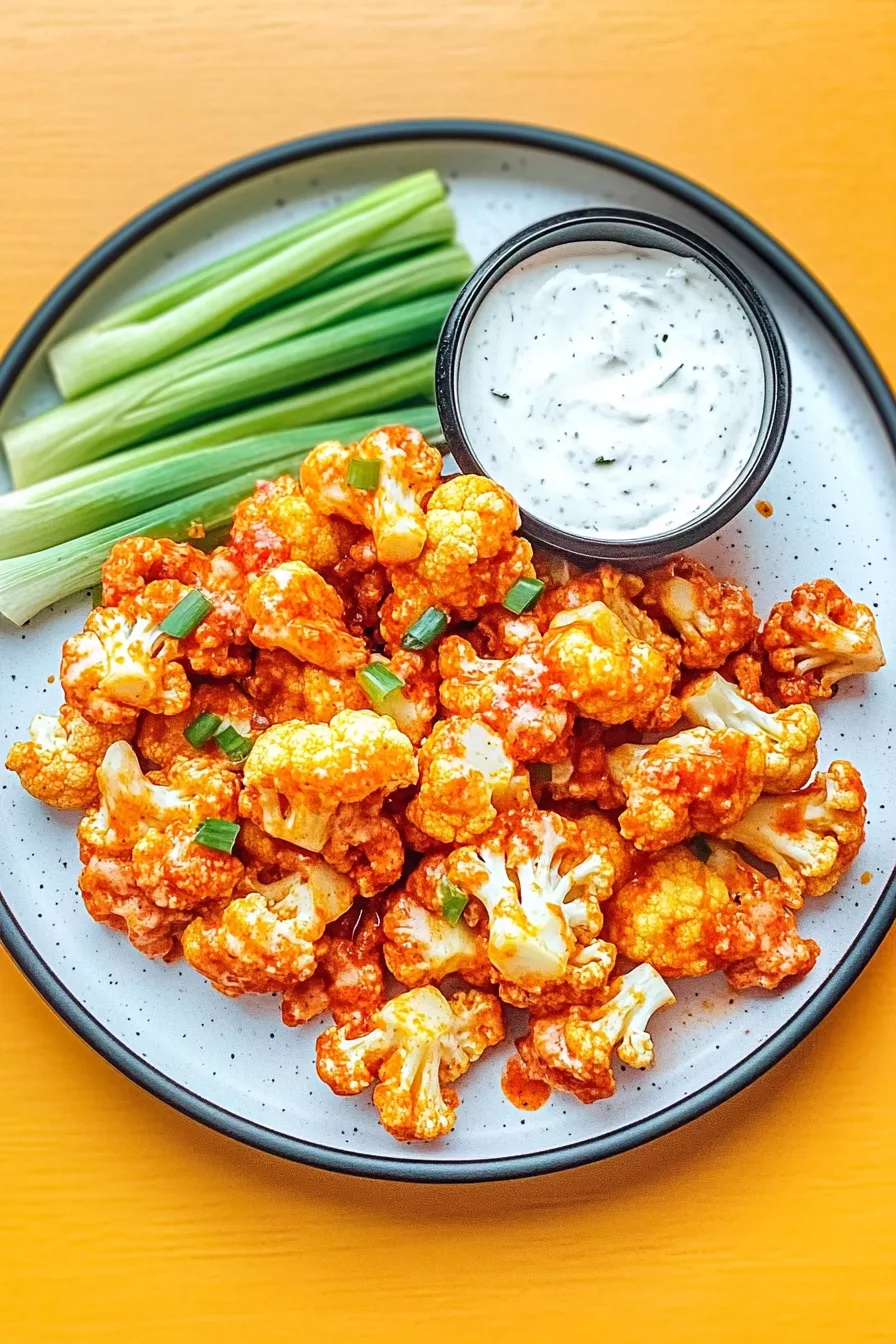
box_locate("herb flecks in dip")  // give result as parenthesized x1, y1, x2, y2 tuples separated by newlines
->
(457, 241, 765, 539)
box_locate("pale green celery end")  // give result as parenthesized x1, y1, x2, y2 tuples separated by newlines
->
(5, 245, 466, 486)
(0, 407, 440, 559)
(75, 181, 451, 331)
(3, 330, 443, 489)
(49, 172, 445, 397)
(0, 404, 442, 625)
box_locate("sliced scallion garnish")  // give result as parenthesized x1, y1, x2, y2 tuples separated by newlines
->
(158, 589, 213, 638)
(347, 458, 381, 490)
(401, 606, 448, 651)
(439, 877, 469, 925)
(183, 712, 223, 748)
(194, 818, 240, 854)
(356, 661, 405, 706)
(214, 725, 255, 762)
(502, 577, 545, 615)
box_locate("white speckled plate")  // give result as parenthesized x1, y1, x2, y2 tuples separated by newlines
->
(1, 121, 895, 1183)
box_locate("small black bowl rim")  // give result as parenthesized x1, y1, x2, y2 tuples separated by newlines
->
(1, 119, 894, 1187)
(435, 206, 791, 561)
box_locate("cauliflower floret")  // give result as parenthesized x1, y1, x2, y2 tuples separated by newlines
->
(515, 964, 675, 1104)
(722, 645, 779, 713)
(438, 635, 572, 763)
(405, 717, 526, 845)
(607, 727, 766, 852)
(682, 670, 820, 792)
(227, 473, 357, 577)
(282, 901, 386, 1032)
(6, 705, 134, 810)
(540, 565, 680, 661)
(573, 811, 638, 894)
(720, 760, 867, 902)
(381, 476, 534, 647)
(448, 807, 617, 1007)
(77, 742, 242, 958)
(182, 858, 355, 996)
(383, 854, 493, 989)
(761, 579, 886, 702)
(357, 650, 440, 746)
(321, 796, 406, 897)
(61, 585, 192, 724)
(245, 561, 367, 672)
(640, 556, 759, 669)
(300, 424, 442, 565)
(541, 600, 677, 727)
(545, 721, 625, 810)
(102, 537, 252, 679)
(328, 533, 389, 637)
(240, 710, 417, 852)
(468, 604, 543, 659)
(316, 985, 504, 1142)
(137, 680, 257, 769)
(245, 648, 368, 726)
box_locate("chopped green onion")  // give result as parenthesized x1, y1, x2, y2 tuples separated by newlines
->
(356, 661, 405, 707)
(689, 834, 712, 863)
(89, 583, 104, 608)
(214, 725, 255, 763)
(184, 712, 223, 748)
(401, 606, 448, 651)
(439, 877, 469, 926)
(502, 577, 545, 615)
(528, 763, 553, 784)
(158, 589, 214, 638)
(194, 819, 240, 855)
(347, 458, 381, 490)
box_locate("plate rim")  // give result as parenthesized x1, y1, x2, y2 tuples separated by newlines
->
(1, 116, 894, 1184)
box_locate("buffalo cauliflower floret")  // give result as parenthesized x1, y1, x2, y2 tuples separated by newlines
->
(383, 854, 493, 989)
(448, 807, 616, 1007)
(61, 584, 192, 724)
(102, 537, 252, 679)
(245, 561, 367, 672)
(381, 476, 534, 647)
(545, 721, 625, 810)
(6, 705, 134, 810)
(721, 759, 867, 902)
(131, 820, 244, 910)
(607, 727, 766, 852)
(542, 600, 677, 727)
(281, 901, 386, 1032)
(137, 680, 256, 769)
(540, 566, 680, 662)
(682, 670, 820, 792)
(405, 717, 524, 845)
(761, 579, 886, 702)
(300, 424, 442, 565)
(240, 710, 417, 852)
(316, 984, 504, 1141)
(468, 605, 543, 659)
(227, 473, 357, 577)
(438, 634, 572, 763)
(722, 645, 779, 713)
(640, 556, 759, 669)
(328, 533, 389, 637)
(182, 858, 355, 996)
(246, 648, 368, 726)
(321, 796, 406, 897)
(515, 964, 675, 1104)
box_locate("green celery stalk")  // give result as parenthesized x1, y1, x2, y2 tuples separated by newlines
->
(48, 171, 445, 397)
(0, 407, 441, 558)
(0, 406, 443, 626)
(5, 283, 459, 487)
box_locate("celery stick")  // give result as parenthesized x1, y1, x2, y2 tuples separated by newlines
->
(49, 171, 445, 397)
(3, 247, 470, 489)
(5, 287, 456, 486)
(0, 408, 440, 558)
(0, 406, 443, 625)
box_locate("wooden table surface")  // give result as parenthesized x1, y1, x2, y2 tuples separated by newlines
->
(2, 2, 895, 1339)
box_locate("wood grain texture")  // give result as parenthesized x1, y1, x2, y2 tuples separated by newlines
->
(1, 1, 896, 1339)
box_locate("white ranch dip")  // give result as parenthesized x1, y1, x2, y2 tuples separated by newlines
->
(457, 240, 765, 538)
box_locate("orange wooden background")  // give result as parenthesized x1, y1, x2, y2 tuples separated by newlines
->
(2, 2, 895, 1340)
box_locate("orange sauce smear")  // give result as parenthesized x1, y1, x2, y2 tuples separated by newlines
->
(860, 871, 872, 885)
(501, 1055, 551, 1111)
(755, 499, 774, 517)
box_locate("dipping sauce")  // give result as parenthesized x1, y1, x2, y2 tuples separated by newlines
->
(457, 241, 766, 539)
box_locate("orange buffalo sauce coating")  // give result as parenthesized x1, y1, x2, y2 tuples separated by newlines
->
(501, 1054, 551, 1111)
